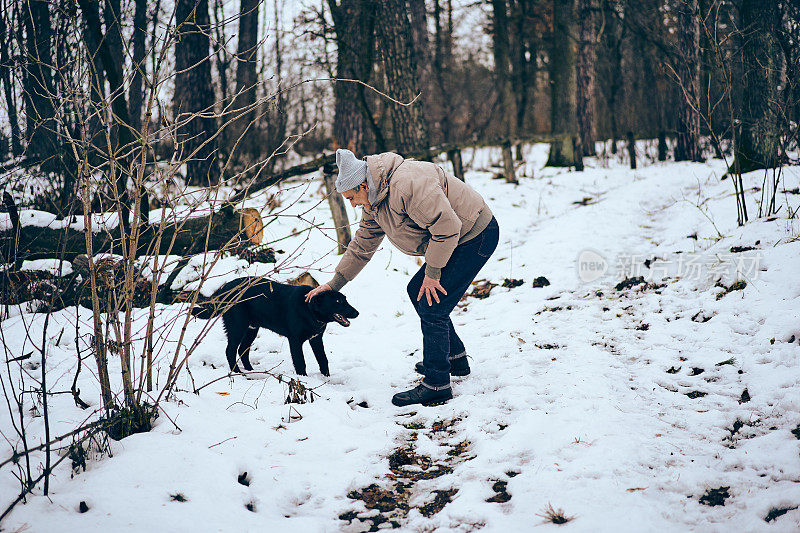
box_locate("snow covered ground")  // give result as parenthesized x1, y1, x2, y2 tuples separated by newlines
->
(2, 145, 800, 532)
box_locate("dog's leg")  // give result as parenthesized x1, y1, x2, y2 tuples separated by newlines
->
(288, 338, 307, 376)
(226, 336, 244, 373)
(238, 327, 258, 372)
(308, 335, 330, 376)
(222, 310, 247, 373)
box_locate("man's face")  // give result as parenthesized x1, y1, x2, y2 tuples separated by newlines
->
(342, 182, 370, 209)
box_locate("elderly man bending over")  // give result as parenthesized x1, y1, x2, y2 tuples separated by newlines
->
(307, 149, 499, 406)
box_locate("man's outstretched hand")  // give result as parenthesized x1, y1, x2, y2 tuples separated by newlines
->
(417, 276, 447, 306)
(305, 283, 332, 302)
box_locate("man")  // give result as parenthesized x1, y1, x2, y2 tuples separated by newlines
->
(306, 149, 499, 406)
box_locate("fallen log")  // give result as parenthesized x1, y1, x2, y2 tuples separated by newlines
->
(0, 204, 265, 261)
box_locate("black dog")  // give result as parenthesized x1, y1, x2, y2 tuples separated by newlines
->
(191, 277, 358, 376)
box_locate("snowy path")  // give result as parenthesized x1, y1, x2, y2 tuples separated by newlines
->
(3, 149, 800, 532)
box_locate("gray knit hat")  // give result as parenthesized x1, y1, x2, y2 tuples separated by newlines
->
(334, 149, 368, 193)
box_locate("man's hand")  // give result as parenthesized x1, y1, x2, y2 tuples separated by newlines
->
(417, 276, 447, 306)
(305, 283, 332, 302)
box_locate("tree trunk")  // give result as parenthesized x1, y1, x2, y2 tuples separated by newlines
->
(82, 1, 108, 165)
(491, 0, 518, 183)
(627, 131, 636, 169)
(675, 0, 701, 162)
(576, 0, 596, 156)
(501, 140, 516, 183)
(328, 0, 377, 155)
(601, 0, 623, 155)
(511, 0, 536, 148)
(104, 0, 124, 152)
(734, 0, 781, 172)
(573, 135, 584, 170)
(433, 0, 455, 145)
(322, 165, 351, 254)
(407, 0, 434, 140)
(212, 0, 231, 106)
(229, 0, 260, 159)
(447, 148, 464, 181)
(174, 0, 219, 186)
(0, 3, 21, 156)
(129, 0, 148, 134)
(546, 0, 577, 167)
(22, 0, 58, 168)
(375, 0, 430, 153)
(77, 0, 135, 231)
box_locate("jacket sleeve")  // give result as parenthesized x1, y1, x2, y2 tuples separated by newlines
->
(328, 210, 385, 290)
(401, 176, 462, 279)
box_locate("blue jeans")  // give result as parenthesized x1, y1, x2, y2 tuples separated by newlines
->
(406, 217, 499, 387)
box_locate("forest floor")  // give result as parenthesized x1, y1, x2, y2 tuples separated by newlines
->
(2, 144, 800, 532)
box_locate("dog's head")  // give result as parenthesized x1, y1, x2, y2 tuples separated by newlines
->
(308, 290, 359, 327)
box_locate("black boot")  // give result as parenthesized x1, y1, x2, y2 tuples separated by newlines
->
(415, 355, 470, 377)
(391, 383, 453, 407)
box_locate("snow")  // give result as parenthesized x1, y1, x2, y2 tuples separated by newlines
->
(2, 146, 800, 531)
(20, 259, 73, 276)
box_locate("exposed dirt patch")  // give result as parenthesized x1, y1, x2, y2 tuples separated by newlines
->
(419, 489, 459, 517)
(431, 417, 461, 435)
(348, 484, 408, 513)
(469, 280, 497, 299)
(532, 276, 551, 288)
(765, 506, 798, 523)
(486, 480, 512, 503)
(615, 276, 646, 290)
(729, 245, 756, 253)
(447, 440, 471, 458)
(739, 389, 751, 403)
(572, 196, 597, 206)
(342, 417, 470, 528)
(614, 276, 665, 293)
(699, 486, 730, 506)
(535, 304, 573, 315)
(502, 278, 525, 288)
(716, 280, 747, 300)
(685, 391, 707, 399)
(536, 343, 560, 350)
(692, 311, 714, 323)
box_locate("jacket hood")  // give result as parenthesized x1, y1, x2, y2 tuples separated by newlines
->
(365, 152, 405, 208)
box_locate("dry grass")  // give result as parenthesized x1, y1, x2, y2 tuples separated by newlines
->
(537, 503, 574, 524)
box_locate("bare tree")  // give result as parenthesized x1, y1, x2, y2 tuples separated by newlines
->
(174, 0, 219, 185)
(674, 0, 701, 162)
(229, 0, 261, 161)
(0, 0, 22, 156)
(734, 0, 782, 172)
(328, 0, 380, 154)
(491, 0, 518, 183)
(129, 0, 148, 134)
(576, 0, 597, 156)
(375, 0, 430, 153)
(546, 0, 577, 167)
(22, 0, 58, 168)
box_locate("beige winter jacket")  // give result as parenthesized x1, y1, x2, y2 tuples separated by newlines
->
(328, 152, 492, 290)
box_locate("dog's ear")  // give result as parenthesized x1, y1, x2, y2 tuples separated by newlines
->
(306, 289, 322, 309)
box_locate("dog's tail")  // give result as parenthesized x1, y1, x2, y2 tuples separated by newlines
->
(190, 303, 214, 320)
